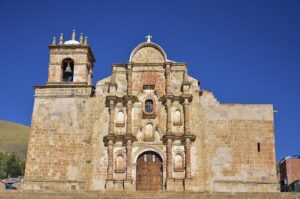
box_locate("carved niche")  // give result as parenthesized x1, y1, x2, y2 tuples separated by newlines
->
(173, 109, 183, 126)
(144, 123, 154, 141)
(137, 122, 161, 142)
(174, 150, 185, 172)
(115, 150, 126, 173)
(116, 110, 125, 127)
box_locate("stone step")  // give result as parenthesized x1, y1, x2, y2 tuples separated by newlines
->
(0, 191, 299, 199)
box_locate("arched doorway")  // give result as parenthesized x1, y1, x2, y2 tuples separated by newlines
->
(136, 151, 163, 191)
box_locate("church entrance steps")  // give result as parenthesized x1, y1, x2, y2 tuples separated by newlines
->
(0, 192, 299, 199)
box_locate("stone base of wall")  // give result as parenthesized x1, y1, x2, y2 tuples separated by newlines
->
(22, 180, 86, 192)
(213, 180, 279, 192)
(0, 191, 300, 199)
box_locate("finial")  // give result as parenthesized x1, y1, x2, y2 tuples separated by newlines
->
(52, 36, 56, 45)
(84, 36, 88, 45)
(145, 34, 152, 43)
(59, 33, 63, 44)
(80, 33, 84, 44)
(72, 29, 76, 40)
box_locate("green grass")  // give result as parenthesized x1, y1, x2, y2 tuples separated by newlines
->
(0, 120, 29, 160)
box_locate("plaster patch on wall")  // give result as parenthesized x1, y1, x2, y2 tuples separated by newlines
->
(210, 147, 232, 180)
(67, 166, 79, 180)
(191, 145, 198, 176)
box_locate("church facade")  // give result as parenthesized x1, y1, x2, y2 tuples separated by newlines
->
(23, 31, 278, 192)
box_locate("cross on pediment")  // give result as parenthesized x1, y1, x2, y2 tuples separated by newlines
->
(145, 35, 152, 43)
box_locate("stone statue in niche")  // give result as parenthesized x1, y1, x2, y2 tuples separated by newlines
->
(173, 109, 182, 126)
(144, 123, 154, 141)
(115, 154, 125, 173)
(174, 153, 184, 172)
(116, 110, 125, 127)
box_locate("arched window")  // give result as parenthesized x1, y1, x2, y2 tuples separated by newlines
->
(62, 58, 74, 82)
(145, 99, 153, 113)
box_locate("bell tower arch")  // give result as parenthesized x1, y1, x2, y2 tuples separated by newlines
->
(47, 30, 96, 85)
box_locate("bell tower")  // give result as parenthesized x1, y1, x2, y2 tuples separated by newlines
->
(47, 30, 95, 85)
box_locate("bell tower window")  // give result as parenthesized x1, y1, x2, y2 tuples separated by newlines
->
(62, 59, 74, 82)
(145, 99, 153, 113)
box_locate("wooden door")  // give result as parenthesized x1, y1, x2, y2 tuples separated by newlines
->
(136, 151, 163, 191)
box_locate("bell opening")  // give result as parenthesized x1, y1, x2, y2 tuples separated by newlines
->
(62, 59, 74, 82)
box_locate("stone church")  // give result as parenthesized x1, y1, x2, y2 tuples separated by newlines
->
(23, 31, 278, 192)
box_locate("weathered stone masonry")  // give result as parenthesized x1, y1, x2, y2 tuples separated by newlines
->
(23, 32, 279, 192)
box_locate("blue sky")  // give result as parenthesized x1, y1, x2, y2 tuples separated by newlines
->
(0, 0, 299, 160)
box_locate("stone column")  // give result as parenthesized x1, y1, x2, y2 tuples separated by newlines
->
(165, 63, 171, 95)
(183, 98, 193, 190)
(126, 99, 132, 135)
(183, 99, 190, 133)
(184, 137, 193, 190)
(127, 63, 133, 95)
(167, 138, 173, 178)
(166, 137, 174, 190)
(124, 140, 132, 190)
(166, 99, 172, 134)
(109, 100, 115, 135)
(106, 140, 114, 190)
(107, 141, 114, 179)
(126, 141, 132, 179)
(185, 138, 191, 178)
(125, 97, 133, 190)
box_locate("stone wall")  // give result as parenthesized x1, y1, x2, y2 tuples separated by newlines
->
(0, 191, 300, 199)
(187, 90, 278, 192)
(24, 85, 109, 191)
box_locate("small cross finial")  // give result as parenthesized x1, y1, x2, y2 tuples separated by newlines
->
(72, 29, 76, 40)
(59, 33, 63, 45)
(80, 33, 84, 44)
(145, 34, 152, 43)
(52, 36, 56, 45)
(84, 36, 88, 45)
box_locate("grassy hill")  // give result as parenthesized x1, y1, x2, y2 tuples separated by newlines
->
(0, 120, 29, 160)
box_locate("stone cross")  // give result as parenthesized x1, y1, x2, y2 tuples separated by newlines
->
(145, 35, 152, 43)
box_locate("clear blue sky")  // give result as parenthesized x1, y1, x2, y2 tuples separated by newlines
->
(0, 0, 299, 160)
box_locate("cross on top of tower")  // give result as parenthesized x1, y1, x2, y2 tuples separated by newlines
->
(145, 35, 152, 43)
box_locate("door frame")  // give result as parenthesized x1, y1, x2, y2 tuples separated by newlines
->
(133, 148, 166, 191)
